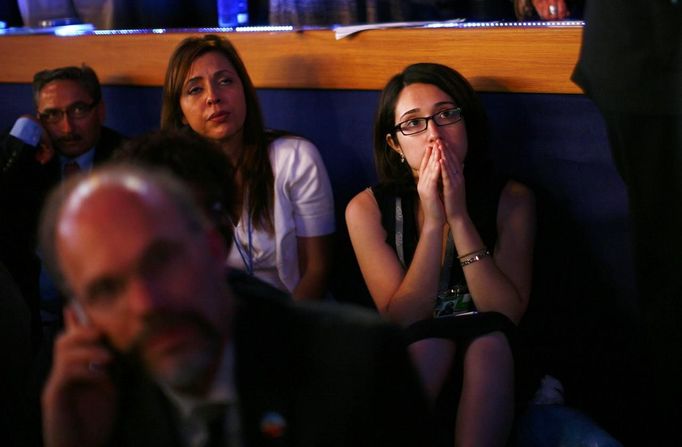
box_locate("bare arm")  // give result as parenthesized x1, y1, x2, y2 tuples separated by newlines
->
(346, 189, 439, 326)
(445, 180, 535, 323)
(435, 142, 535, 323)
(348, 146, 471, 326)
(292, 234, 334, 301)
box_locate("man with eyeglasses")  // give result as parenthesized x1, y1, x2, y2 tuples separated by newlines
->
(0, 64, 125, 357)
(39, 164, 432, 447)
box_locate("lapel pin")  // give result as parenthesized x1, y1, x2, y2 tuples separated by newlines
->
(260, 411, 287, 439)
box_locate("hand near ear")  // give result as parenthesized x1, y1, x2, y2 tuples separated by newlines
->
(42, 307, 118, 447)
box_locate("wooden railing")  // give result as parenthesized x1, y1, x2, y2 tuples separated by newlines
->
(0, 25, 583, 93)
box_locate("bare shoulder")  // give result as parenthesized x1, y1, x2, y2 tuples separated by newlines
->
(345, 188, 379, 222)
(501, 180, 534, 202)
(498, 180, 535, 220)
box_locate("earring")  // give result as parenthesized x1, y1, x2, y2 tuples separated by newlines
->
(399, 150, 405, 163)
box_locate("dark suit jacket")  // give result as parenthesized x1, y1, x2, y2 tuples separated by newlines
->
(110, 271, 434, 447)
(0, 126, 125, 349)
(0, 261, 33, 447)
(572, 0, 681, 114)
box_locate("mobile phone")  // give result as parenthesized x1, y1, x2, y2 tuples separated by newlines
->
(71, 299, 90, 326)
(70, 300, 127, 381)
(452, 310, 479, 318)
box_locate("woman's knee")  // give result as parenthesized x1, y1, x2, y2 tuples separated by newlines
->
(466, 331, 512, 361)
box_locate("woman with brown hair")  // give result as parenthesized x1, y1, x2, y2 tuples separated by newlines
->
(162, 34, 335, 300)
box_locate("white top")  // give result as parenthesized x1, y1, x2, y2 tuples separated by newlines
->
(226, 136, 335, 293)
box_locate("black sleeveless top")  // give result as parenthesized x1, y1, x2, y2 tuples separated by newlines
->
(371, 172, 506, 316)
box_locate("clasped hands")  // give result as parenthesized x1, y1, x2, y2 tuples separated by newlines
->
(416, 140, 467, 225)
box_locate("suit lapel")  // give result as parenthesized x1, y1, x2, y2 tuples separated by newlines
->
(93, 127, 125, 165)
(235, 298, 296, 447)
(111, 357, 184, 447)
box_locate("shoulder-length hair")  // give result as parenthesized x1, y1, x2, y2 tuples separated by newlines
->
(373, 62, 492, 192)
(161, 34, 273, 230)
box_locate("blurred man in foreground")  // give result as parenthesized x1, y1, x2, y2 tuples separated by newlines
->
(39, 165, 431, 447)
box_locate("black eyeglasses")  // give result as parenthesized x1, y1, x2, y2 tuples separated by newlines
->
(393, 107, 463, 136)
(38, 100, 99, 124)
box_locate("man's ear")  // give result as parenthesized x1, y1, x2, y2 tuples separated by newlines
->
(181, 115, 188, 125)
(96, 101, 106, 124)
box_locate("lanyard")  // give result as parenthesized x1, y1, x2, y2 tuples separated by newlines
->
(394, 197, 454, 292)
(231, 214, 253, 275)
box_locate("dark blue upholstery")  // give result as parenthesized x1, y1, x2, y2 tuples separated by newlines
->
(0, 84, 636, 305)
(0, 82, 636, 314)
(0, 84, 639, 435)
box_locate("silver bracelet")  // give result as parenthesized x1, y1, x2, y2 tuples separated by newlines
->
(460, 249, 491, 267)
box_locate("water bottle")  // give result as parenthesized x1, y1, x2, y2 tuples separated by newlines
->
(16, 0, 80, 28)
(217, 0, 249, 27)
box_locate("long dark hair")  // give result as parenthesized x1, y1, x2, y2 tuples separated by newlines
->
(161, 34, 273, 230)
(374, 63, 503, 248)
(373, 62, 493, 192)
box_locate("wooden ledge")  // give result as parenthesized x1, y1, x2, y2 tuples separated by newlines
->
(0, 25, 583, 93)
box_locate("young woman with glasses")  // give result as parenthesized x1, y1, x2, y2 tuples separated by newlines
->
(346, 63, 535, 446)
(161, 35, 335, 300)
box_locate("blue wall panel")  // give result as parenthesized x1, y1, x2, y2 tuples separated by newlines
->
(0, 82, 640, 423)
(0, 84, 635, 309)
